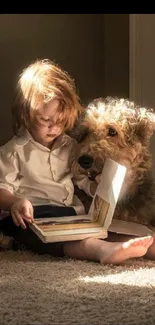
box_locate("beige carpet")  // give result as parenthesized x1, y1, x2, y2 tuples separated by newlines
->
(0, 250, 155, 325)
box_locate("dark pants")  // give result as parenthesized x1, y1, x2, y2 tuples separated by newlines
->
(0, 206, 76, 257)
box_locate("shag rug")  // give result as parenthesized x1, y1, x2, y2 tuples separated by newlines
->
(0, 250, 155, 325)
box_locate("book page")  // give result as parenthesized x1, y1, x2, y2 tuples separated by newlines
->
(89, 158, 127, 229)
(109, 219, 154, 236)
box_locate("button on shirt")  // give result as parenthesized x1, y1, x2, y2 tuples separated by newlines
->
(0, 131, 92, 215)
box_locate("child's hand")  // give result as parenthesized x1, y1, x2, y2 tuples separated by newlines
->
(95, 174, 101, 184)
(11, 198, 34, 229)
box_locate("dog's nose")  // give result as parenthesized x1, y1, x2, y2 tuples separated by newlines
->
(78, 155, 94, 169)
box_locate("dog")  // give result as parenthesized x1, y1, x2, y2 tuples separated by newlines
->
(71, 97, 155, 227)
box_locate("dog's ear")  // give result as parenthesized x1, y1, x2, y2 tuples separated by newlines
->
(146, 110, 155, 133)
(66, 110, 89, 143)
(137, 107, 155, 141)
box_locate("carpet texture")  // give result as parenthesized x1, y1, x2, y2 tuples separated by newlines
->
(0, 250, 155, 325)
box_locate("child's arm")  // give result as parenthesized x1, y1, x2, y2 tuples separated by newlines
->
(0, 145, 34, 228)
(0, 188, 21, 210)
(0, 188, 34, 229)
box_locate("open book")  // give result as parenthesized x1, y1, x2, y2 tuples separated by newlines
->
(29, 158, 126, 243)
(29, 158, 154, 243)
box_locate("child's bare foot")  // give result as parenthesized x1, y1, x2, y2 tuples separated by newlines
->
(100, 235, 153, 265)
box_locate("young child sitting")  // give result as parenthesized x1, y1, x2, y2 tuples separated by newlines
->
(0, 59, 153, 264)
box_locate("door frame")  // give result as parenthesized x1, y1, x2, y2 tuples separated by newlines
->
(129, 14, 155, 176)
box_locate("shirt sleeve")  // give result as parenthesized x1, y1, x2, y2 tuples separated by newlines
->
(0, 146, 20, 194)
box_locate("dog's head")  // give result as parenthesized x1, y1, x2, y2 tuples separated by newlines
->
(72, 97, 155, 191)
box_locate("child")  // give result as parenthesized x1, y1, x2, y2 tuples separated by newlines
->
(0, 59, 153, 264)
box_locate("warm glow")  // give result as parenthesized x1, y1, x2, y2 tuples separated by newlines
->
(79, 268, 154, 287)
(112, 164, 126, 202)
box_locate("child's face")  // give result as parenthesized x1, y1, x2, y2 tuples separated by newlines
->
(30, 99, 64, 147)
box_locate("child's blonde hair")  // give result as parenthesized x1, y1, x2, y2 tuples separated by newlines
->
(12, 59, 82, 135)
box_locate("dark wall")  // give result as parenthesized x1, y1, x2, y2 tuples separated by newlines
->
(103, 14, 129, 98)
(0, 14, 129, 145)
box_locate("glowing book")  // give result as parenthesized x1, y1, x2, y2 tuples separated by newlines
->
(29, 158, 127, 243)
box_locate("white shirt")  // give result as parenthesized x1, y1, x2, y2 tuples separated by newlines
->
(0, 131, 92, 215)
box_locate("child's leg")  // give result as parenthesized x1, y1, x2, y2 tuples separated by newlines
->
(63, 236, 153, 265)
(0, 216, 64, 256)
(0, 206, 76, 255)
(107, 231, 155, 261)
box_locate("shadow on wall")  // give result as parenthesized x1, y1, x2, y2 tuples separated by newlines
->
(0, 14, 104, 145)
(0, 14, 129, 145)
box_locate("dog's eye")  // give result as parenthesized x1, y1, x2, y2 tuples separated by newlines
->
(108, 127, 117, 137)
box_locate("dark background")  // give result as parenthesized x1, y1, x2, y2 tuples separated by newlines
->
(0, 14, 129, 144)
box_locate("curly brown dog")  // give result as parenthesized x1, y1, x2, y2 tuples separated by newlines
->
(71, 97, 155, 227)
